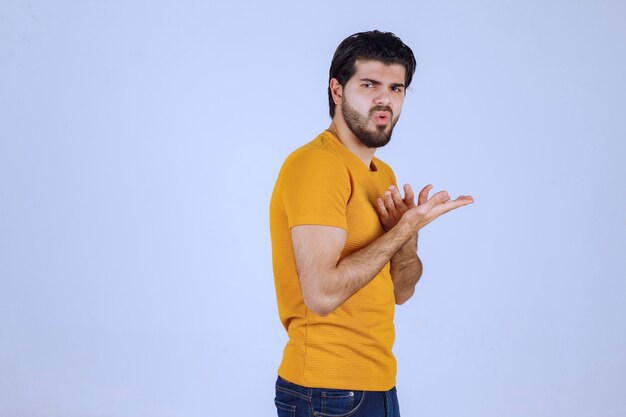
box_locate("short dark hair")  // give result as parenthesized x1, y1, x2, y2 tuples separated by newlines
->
(328, 30, 417, 118)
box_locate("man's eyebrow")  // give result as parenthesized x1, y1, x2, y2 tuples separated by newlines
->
(359, 78, 406, 88)
(359, 78, 382, 85)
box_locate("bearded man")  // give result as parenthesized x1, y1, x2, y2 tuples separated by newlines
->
(270, 30, 473, 417)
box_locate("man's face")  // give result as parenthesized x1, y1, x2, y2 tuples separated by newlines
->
(340, 60, 407, 148)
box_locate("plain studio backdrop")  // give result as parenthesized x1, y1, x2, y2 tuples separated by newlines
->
(1, 1, 625, 416)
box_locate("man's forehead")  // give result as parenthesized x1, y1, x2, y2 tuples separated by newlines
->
(352, 59, 406, 82)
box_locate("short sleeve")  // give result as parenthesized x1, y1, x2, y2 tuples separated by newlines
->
(279, 150, 351, 230)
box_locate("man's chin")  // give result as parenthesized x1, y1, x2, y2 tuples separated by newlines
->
(368, 140, 391, 149)
(359, 133, 392, 148)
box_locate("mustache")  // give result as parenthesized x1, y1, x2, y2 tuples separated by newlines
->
(370, 106, 393, 117)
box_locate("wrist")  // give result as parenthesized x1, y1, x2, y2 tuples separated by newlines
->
(395, 218, 417, 240)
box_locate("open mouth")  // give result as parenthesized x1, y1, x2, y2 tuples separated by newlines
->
(373, 111, 391, 125)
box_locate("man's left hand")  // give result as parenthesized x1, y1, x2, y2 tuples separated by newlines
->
(376, 184, 433, 232)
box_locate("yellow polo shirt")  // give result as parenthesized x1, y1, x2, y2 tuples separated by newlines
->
(270, 130, 398, 390)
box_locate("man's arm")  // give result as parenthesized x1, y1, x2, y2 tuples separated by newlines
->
(291, 189, 473, 316)
(389, 235, 422, 304)
(377, 184, 433, 305)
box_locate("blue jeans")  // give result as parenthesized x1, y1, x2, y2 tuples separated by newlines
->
(275, 376, 401, 417)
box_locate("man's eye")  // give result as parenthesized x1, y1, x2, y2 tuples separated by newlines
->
(362, 83, 374, 88)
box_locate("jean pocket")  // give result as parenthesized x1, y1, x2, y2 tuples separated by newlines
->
(275, 398, 296, 417)
(318, 390, 365, 417)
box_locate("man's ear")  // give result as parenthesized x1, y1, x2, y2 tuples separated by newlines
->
(329, 78, 343, 106)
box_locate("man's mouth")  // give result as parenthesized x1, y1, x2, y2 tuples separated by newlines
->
(372, 110, 391, 125)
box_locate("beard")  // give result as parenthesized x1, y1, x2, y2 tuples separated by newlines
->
(341, 96, 400, 148)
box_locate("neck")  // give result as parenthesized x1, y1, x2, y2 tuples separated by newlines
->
(327, 119, 376, 168)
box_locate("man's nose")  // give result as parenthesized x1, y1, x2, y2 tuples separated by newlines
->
(374, 93, 391, 106)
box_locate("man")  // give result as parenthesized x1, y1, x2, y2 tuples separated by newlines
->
(270, 30, 473, 417)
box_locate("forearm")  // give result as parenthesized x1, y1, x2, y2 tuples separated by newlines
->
(297, 188, 468, 316)
(318, 222, 416, 315)
(390, 234, 423, 304)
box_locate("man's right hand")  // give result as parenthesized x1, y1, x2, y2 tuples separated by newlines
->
(399, 188, 474, 233)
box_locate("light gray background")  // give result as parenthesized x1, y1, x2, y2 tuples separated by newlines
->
(1, 1, 625, 416)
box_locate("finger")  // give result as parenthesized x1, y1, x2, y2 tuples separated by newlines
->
(418, 190, 450, 214)
(376, 197, 388, 217)
(425, 195, 474, 218)
(389, 185, 405, 208)
(443, 195, 474, 210)
(384, 190, 395, 210)
(418, 184, 432, 206)
(403, 184, 416, 207)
